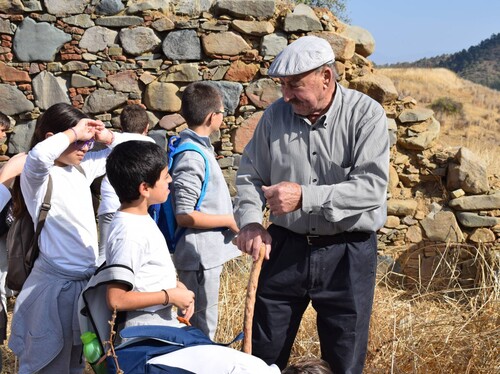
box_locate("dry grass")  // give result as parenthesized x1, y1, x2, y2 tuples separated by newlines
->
(378, 68, 500, 174)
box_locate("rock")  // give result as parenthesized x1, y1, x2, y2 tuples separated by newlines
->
(62, 61, 89, 72)
(144, 81, 181, 112)
(79, 26, 118, 53)
(158, 113, 185, 131)
(421, 210, 464, 242)
(95, 0, 124, 15)
(32, 71, 70, 110)
(71, 74, 96, 88)
(44, 0, 87, 15)
(224, 60, 259, 83)
(107, 70, 140, 93)
(95, 16, 143, 27)
(6, 119, 36, 154)
(455, 212, 500, 228)
(163, 63, 201, 82)
(120, 27, 161, 56)
(0, 0, 24, 13)
(151, 17, 175, 32)
(0, 19, 14, 35)
(0, 62, 31, 83)
(283, 3, 322, 32)
(450, 189, 465, 199)
(260, 32, 288, 58)
(174, 0, 213, 16)
(126, 0, 169, 13)
(0, 84, 34, 115)
(449, 193, 500, 211)
(310, 31, 355, 62)
(469, 228, 495, 243)
(406, 225, 422, 243)
(385, 215, 400, 228)
(388, 164, 399, 192)
(245, 78, 282, 109)
(13, 17, 72, 62)
(398, 117, 440, 150)
(62, 14, 95, 28)
(340, 24, 375, 57)
(209, 81, 243, 115)
(387, 199, 418, 217)
(446, 147, 489, 195)
(214, 0, 276, 19)
(231, 111, 263, 154)
(232, 20, 274, 36)
(22, 0, 43, 11)
(162, 30, 201, 61)
(148, 128, 167, 150)
(82, 88, 128, 114)
(349, 73, 398, 104)
(398, 107, 434, 123)
(202, 31, 251, 57)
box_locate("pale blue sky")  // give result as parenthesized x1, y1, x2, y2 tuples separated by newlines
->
(346, 0, 500, 65)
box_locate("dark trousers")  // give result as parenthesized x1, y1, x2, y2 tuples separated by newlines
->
(251, 225, 377, 374)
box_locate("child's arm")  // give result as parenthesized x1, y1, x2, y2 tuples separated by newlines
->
(176, 212, 239, 233)
(106, 283, 195, 317)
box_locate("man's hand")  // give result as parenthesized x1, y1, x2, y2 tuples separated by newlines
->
(262, 182, 302, 216)
(236, 223, 272, 261)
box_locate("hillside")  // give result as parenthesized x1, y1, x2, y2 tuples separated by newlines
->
(385, 33, 500, 90)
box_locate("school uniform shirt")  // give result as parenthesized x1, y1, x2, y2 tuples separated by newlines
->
(0, 184, 10, 211)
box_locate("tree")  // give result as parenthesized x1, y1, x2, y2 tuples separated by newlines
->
(294, 0, 350, 22)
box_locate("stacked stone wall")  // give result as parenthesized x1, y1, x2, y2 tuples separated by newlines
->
(0, 0, 498, 283)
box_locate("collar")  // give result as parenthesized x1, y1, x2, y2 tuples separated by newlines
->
(179, 128, 212, 149)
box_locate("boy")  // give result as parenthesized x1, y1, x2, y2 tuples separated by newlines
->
(97, 104, 154, 263)
(170, 82, 240, 339)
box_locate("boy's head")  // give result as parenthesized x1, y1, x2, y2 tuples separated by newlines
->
(181, 82, 224, 128)
(120, 104, 149, 134)
(0, 112, 11, 140)
(282, 358, 332, 374)
(106, 141, 169, 204)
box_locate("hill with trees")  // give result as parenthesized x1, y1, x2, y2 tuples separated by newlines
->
(384, 33, 500, 90)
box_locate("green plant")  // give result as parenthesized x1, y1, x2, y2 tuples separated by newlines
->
(429, 97, 464, 116)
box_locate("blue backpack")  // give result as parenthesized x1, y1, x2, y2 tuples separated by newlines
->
(149, 136, 209, 253)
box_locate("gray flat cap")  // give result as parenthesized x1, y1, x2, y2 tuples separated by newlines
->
(268, 35, 335, 77)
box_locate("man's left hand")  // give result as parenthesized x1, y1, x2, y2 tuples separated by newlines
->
(262, 182, 302, 216)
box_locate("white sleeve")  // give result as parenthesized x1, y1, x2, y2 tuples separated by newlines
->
(0, 183, 11, 210)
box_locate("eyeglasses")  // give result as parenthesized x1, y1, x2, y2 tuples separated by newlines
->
(74, 138, 95, 151)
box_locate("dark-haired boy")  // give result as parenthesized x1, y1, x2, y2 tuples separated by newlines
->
(0, 113, 11, 144)
(170, 82, 240, 339)
(97, 104, 155, 263)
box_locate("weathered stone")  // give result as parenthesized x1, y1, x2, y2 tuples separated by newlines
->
(144, 81, 181, 112)
(388, 164, 399, 192)
(310, 31, 355, 62)
(398, 117, 440, 150)
(126, 0, 169, 14)
(455, 212, 500, 228)
(231, 111, 263, 154)
(245, 78, 281, 109)
(79, 26, 118, 53)
(387, 199, 418, 217)
(385, 215, 400, 228)
(158, 113, 185, 131)
(71, 73, 96, 88)
(95, 16, 143, 27)
(224, 60, 259, 83)
(7, 119, 36, 154)
(162, 30, 201, 61)
(469, 228, 495, 243)
(139, 71, 156, 85)
(201, 20, 229, 32)
(449, 193, 500, 211)
(163, 63, 201, 83)
(0, 19, 14, 35)
(210, 81, 243, 115)
(421, 210, 464, 242)
(62, 14, 95, 28)
(0, 0, 25, 13)
(406, 225, 422, 243)
(88, 65, 106, 78)
(151, 17, 175, 32)
(101, 61, 120, 71)
(13, 17, 72, 62)
(0, 84, 34, 115)
(202, 31, 251, 57)
(231, 20, 274, 36)
(96, 0, 124, 15)
(174, 0, 212, 16)
(22, 0, 43, 11)
(340, 24, 375, 57)
(283, 4, 322, 32)
(142, 59, 162, 70)
(215, 0, 275, 19)
(107, 70, 140, 93)
(32, 71, 70, 110)
(82, 88, 128, 113)
(44, 0, 88, 15)
(349, 73, 398, 104)
(398, 107, 434, 123)
(0, 62, 31, 83)
(260, 32, 288, 58)
(446, 147, 489, 194)
(450, 189, 465, 199)
(120, 27, 161, 56)
(62, 61, 89, 72)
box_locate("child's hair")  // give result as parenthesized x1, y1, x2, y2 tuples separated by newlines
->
(120, 104, 149, 134)
(282, 358, 333, 374)
(181, 82, 223, 127)
(30, 102, 87, 150)
(0, 112, 11, 131)
(106, 140, 168, 203)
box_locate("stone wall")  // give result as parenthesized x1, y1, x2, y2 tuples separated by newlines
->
(1, 0, 498, 281)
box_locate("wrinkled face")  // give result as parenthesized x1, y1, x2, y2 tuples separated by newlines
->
(279, 66, 333, 120)
(148, 166, 172, 205)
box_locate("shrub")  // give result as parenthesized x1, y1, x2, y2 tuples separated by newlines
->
(429, 97, 464, 116)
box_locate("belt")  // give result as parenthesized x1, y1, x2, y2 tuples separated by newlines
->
(303, 233, 346, 247)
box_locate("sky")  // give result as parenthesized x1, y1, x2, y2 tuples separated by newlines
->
(346, 0, 500, 65)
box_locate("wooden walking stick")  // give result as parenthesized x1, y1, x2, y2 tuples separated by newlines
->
(242, 244, 266, 354)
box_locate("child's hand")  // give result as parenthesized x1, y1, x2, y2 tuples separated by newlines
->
(95, 127, 114, 144)
(73, 118, 104, 141)
(228, 216, 239, 234)
(169, 287, 195, 315)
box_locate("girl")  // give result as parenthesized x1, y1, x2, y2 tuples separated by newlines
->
(8, 103, 119, 373)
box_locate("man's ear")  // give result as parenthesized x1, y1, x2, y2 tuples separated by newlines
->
(322, 67, 332, 87)
(45, 132, 54, 139)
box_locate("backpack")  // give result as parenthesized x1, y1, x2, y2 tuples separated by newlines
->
(149, 136, 209, 253)
(6, 176, 52, 292)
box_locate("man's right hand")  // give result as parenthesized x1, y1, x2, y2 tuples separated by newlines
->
(236, 223, 272, 261)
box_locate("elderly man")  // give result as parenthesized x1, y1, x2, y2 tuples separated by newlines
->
(234, 35, 389, 373)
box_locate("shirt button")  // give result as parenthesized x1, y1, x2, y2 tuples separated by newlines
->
(312, 178, 317, 183)
(309, 211, 313, 214)
(311, 227, 316, 231)
(312, 151, 317, 155)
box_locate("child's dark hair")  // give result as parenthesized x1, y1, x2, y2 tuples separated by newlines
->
(30, 102, 87, 149)
(181, 82, 223, 127)
(120, 104, 149, 134)
(0, 112, 11, 130)
(282, 358, 333, 374)
(106, 141, 168, 203)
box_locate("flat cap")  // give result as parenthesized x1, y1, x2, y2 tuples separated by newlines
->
(268, 35, 335, 77)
